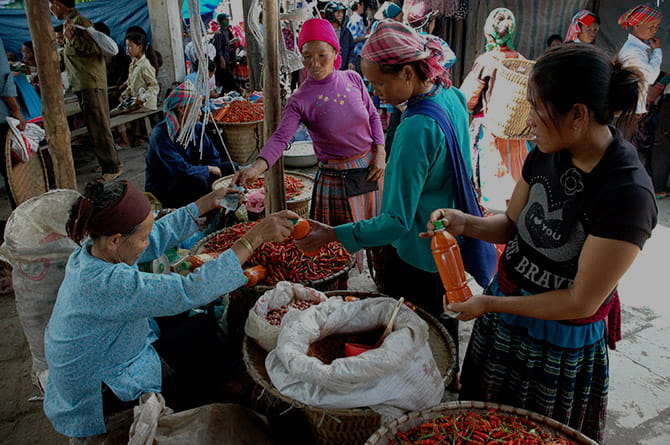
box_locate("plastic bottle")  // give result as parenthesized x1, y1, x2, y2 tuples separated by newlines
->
(243, 265, 267, 287)
(430, 220, 472, 307)
(290, 218, 319, 257)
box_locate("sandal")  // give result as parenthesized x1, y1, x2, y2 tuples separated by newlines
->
(655, 192, 668, 200)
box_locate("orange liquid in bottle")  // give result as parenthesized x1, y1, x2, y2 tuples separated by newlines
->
(430, 220, 472, 308)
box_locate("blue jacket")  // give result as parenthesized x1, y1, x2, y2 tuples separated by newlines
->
(338, 26, 355, 70)
(145, 121, 222, 196)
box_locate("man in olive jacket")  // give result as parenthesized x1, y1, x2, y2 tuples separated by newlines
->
(50, 0, 122, 181)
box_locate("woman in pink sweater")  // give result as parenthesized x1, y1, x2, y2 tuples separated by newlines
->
(235, 18, 385, 228)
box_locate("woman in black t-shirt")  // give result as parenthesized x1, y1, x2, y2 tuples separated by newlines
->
(423, 44, 657, 443)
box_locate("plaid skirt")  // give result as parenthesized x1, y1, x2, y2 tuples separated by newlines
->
(311, 151, 383, 270)
(459, 310, 609, 443)
(310, 150, 382, 225)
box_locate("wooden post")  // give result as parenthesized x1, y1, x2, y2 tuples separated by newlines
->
(148, 0, 186, 88)
(24, 0, 76, 189)
(262, 0, 285, 213)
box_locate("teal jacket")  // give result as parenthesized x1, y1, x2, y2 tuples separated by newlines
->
(336, 86, 471, 272)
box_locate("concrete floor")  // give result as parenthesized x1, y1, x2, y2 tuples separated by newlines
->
(0, 142, 669, 444)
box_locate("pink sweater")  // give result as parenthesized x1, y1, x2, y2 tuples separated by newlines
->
(258, 70, 384, 167)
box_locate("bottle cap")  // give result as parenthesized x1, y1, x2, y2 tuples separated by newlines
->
(433, 220, 445, 231)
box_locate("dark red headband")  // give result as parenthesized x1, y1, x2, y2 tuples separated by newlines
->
(68, 180, 151, 244)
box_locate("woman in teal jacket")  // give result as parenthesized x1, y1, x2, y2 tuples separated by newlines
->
(296, 22, 496, 387)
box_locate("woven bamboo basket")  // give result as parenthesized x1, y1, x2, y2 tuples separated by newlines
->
(212, 171, 313, 217)
(243, 291, 457, 445)
(216, 119, 264, 165)
(190, 225, 353, 292)
(365, 401, 598, 445)
(485, 58, 536, 140)
(5, 136, 49, 206)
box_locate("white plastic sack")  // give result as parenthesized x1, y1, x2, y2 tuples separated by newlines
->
(244, 281, 327, 351)
(6, 116, 43, 163)
(266, 297, 444, 416)
(73, 24, 119, 56)
(128, 393, 275, 445)
(0, 190, 81, 375)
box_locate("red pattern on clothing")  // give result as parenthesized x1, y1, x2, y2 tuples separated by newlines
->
(496, 255, 621, 349)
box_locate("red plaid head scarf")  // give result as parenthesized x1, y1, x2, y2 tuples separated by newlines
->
(361, 21, 451, 86)
(618, 4, 663, 28)
(163, 80, 197, 141)
(565, 10, 597, 42)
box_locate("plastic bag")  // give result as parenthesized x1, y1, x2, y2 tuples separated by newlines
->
(0, 190, 81, 376)
(244, 281, 327, 351)
(266, 297, 444, 416)
(128, 393, 274, 444)
(73, 24, 119, 56)
(6, 116, 44, 163)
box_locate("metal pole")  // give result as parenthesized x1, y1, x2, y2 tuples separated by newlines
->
(262, 0, 286, 213)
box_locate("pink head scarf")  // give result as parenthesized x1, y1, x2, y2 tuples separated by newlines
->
(297, 18, 342, 70)
(361, 20, 451, 87)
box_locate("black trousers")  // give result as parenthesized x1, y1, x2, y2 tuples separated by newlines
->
(647, 96, 670, 193)
(376, 245, 460, 370)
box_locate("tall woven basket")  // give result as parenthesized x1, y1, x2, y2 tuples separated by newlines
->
(5, 136, 49, 206)
(216, 119, 264, 165)
(212, 171, 313, 217)
(485, 58, 536, 140)
(365, 401, 598, 444)
(244, 291, 457, 445)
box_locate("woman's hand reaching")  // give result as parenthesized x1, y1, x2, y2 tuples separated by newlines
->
(419, 208, 467, 238)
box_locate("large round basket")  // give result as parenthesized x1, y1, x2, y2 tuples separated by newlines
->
(243, 291, 457, 445)
(365, 400, 597, 445)
(216, 119, 264, 165)
(484, 58, 536, 140)
(212, 171, 313, 218)
(190, 226, 353, 292)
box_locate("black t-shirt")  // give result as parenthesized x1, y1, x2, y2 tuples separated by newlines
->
(501, 135, 657, 294)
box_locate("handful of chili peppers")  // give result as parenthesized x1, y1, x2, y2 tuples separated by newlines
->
(391, 409, 577, 445)
(246, 175, 305, 200)
(200, 222, 351, 286)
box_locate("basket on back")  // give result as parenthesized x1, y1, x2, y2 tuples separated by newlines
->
(484, 58, 536, 140)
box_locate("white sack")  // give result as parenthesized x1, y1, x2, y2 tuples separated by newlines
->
(244, 281, 327, 351)
(266, 297, 444, 414)
(0, 190, 81, 374)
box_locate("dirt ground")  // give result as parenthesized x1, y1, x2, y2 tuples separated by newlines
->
(0, 142, 669, 444)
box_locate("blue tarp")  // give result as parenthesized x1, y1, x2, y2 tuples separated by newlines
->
(182, 0, 219, 20)
(0, 0, 151, 57)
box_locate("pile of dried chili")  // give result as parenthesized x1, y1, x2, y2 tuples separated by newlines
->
(200, 222, 351, 286)
(215, 100, 264, 123)
(390, 409, 578, 445)
(247, 175, 305, 200)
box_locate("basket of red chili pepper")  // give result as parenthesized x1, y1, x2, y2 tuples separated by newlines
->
(365, 401, 597, 445)
(213, 171, 313, 218)
(213, 100, 265, 165)
(191, 221, 353, 291)
(243, 291, 457, 445)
